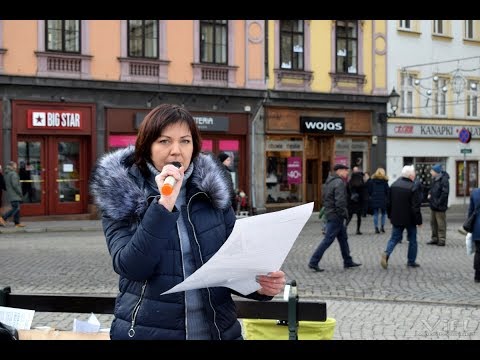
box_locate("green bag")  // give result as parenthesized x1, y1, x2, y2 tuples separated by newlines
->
(242, 318, 336, 340)
(318, 206, 326, 219)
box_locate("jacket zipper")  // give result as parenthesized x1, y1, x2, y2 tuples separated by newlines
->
(177, 221, 188, 339)
(128, 280, 147, 338)
(187, 192, 222, 340)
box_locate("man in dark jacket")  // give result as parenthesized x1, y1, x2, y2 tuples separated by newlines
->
(427, 164, 450, 246)
(381, 165, 423, 269)
(308, 163, 361, 272)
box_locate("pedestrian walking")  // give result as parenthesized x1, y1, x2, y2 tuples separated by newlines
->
(308, 163, 362, 272)
(466, 188, 480, 283)
(0, 165, 6, 209)
(426, 164, 450, 246)
(89, 104, 285, 340)
(0, 161, 25, 228)
(380, 165, 422, 269)
(346, 166, 368, 235)
(368, 167, 390, 234)
(217, 152, 238, 214)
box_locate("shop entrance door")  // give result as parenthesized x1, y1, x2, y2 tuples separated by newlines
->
(17, 136, 88, 216)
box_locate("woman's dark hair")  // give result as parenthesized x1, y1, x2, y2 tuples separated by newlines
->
(134, 104, 201, 176)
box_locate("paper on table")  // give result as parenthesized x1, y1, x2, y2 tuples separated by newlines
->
(162, 202, 313, 296)
(0, 305, 35, 330)
(73, 312, 101, 333)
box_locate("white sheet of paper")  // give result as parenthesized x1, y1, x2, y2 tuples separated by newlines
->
(0, 306, 35, 330)
(72, 312, 101, 333)
(162, 202, 313, 296)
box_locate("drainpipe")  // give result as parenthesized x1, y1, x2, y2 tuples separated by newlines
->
(250, 92, 269, 214)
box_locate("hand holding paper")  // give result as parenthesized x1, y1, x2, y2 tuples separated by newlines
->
(162, 202, 313, 296)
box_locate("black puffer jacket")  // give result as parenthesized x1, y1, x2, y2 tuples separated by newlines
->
(322, 174, 348, 221)
(90, 147, 270, 340)
(429, 171, 450, 212)
(387, 176, 423, 226)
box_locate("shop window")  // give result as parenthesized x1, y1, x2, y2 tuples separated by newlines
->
(456, 160, 478, 197)
(404, 157, 445, 204)
(334, 139, 368, 171)
(265, 137, 303, 205)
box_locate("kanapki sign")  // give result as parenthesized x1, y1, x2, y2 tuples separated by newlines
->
(27, 110, 83, 129)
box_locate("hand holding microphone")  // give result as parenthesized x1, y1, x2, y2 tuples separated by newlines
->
(160, 161, 182, 196)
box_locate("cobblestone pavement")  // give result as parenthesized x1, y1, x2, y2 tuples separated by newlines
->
(1, 208, 479, 339)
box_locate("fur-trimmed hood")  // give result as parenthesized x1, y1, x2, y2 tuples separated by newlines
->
(90, 146, 233, 221)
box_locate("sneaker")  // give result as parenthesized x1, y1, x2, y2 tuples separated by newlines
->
(427, 240, 438, 245)
(308, 264, 325, 272)
(0, 218, 6, 227)
(344, 262, 361, 268)
(407, 262, 420, 268)
(15, 223, 26, 228)
(437, 242, 445, 246)
(381, 253, 389, 269)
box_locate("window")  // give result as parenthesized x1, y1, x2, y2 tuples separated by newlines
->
(467, 80, 478, 118)
(404, 157, 445, 204)
(433, 20, 444, 35)
(265, 137, 303, 205)
(457, 160, 478, 197)
(433, 77, 447, 116)
(336, 20, 357, 74)
(465, 20, 474, 39)
(46, 20, 80, 53)
(280, 20, 304, 70)
(400, 73, 415, 115)
(37, 20, 90, 79)
(128, 20, 158, 58)
(200, 20, 227, 64)
(399, 20, 411, 30)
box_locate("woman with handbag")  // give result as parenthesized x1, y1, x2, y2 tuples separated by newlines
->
(466, 187, 480, 283)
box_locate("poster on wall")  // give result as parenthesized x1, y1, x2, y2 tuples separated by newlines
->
(334, 155, 349, 167)
(287, 157, 302, 184)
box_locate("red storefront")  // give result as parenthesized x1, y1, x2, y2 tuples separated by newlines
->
(11, 100, 96, 216)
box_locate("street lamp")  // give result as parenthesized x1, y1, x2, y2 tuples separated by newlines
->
(388, 87, 400, 117)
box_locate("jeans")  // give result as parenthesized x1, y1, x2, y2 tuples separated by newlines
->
(309, 217, 353, 267)
(373, 208, 386, 228)
(2, 201, 21, 225)
(474, 241, 480, 281)
(385, 224, 417, 264)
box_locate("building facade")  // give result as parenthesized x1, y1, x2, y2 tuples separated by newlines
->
(255, 20, 389, 213)
(0, 20, 264, 217)
(386, 20, 480, 205)
(0, 20, 390, 217)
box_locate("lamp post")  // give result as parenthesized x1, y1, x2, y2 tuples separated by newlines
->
(388, 87, 400, 117)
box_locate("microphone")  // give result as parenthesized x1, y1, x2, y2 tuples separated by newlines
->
(160, 161, 182, 196)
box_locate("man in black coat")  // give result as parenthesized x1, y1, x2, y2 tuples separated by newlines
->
(381, 165, 423, 269)
(308, 164, 361, 272)
(426, 164, 449, 246)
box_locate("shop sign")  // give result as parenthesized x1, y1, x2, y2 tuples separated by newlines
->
(300, 117, 345, 134)
(287, 157, 302, 184)
(193, 116, 229, 131)
(266, 140, 304, 151)
(28, 110, 82, 129)
(388, 123, 480, 138)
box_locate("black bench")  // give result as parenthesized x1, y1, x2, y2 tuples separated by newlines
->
(0, 281, 327, 340)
